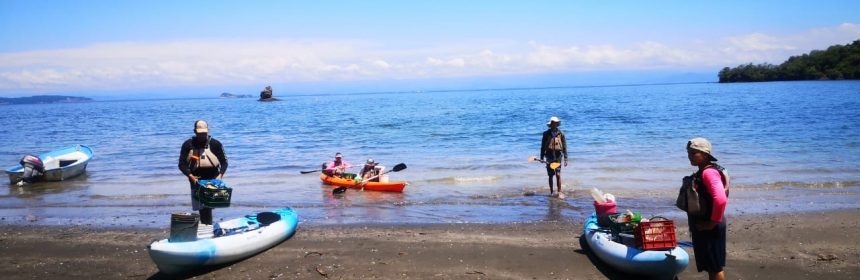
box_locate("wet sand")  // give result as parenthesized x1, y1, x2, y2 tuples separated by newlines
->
(0, 209, 857, 280)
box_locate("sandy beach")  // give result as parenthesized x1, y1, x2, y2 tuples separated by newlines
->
(0, 209, 857, 280)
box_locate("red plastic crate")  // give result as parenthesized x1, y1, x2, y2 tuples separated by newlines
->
(634, 219, 677, 250)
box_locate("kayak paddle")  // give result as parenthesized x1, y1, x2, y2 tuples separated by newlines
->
(528, 155, 561, 169)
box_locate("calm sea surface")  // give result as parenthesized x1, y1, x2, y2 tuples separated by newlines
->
(1, 81, 859, 227)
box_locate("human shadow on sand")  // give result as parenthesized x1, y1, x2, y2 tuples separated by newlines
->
(574, 235, 664, 280)
(147, 236, 292, 279)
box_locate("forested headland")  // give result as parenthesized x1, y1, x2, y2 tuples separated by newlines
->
(719, 40, 860, 83)
(0, 95, 92, 105)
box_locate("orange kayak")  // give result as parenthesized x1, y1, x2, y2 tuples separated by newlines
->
(319, 173, 407, 192)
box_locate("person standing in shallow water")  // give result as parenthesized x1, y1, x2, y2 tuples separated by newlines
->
(685, 137, 729, 280)
(540, 116, 568, 198)
(178, 120, 228, 225)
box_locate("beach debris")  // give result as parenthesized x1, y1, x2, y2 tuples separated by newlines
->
(466, 270, 486, 275)
(817, 253, 838, 261)
(304, 251, 323, 258)
(590, 188, 606, 203)
(523, 191, 536, 196)
(25, 215, 37, 222)
(315, 266, 328, 278)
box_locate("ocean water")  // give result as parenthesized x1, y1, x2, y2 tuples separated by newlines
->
(1, 81, 859, 227)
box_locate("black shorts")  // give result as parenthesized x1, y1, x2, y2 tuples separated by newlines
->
(545, 151, 563, 176)
(690, 217, 727, 273)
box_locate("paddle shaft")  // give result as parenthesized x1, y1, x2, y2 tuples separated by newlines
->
(529, 156, 562, 169)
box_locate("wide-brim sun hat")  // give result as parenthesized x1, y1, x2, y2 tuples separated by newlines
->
(546, 116, 561, 126)
(687, 137, 718, 161)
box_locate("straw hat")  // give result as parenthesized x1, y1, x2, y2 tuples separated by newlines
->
(687, 137, 718, 161)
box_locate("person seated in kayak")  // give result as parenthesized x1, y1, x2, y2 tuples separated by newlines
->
(359, 159, 385, 183)
(323, 152, 352, 177)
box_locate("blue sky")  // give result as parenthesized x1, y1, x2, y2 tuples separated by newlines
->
(1, 1, 859, 98)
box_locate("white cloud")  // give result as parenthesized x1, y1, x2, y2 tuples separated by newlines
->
(726, 33, 796, 51)
(372, 59, 391, 69)
(1, 23, 858, 93)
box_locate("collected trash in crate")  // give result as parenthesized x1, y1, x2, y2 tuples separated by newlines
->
(607, 210, 642, 234)
(634, 217, 678, 250)
(591, 188, 618, 226)
(195, 179, 232, 208)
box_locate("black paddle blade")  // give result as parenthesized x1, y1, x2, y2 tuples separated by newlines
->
(392, 163, 407, 172)
(300, 170, 320, 174)
(332, 186, 347, 194)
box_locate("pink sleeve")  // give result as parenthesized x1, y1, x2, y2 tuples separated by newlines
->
(343, 161, 352, 169)
(323, 162, 334, 171)
(702, 168, 727, 222)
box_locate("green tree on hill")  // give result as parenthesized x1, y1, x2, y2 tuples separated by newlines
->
(719, 40, 860, 83)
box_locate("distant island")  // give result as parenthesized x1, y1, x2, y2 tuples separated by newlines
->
(719, 40, 860, 83)
(0, 95, 92, 105)
(220, 92, 253, 98)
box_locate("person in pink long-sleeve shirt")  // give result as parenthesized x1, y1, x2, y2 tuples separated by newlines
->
(686, 137, 730, 280)
(323, 152, 352, 177)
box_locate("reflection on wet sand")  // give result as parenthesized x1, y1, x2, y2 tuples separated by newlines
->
(320, 183, 406, 224)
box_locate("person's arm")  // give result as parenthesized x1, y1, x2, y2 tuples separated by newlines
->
(210, 139, 228, 177)
(178, 140, 198, 184)
(561, 131, 569, 164)
(324, 162, 335, 172)
(697, 168, 727, 230)
(540, 131, 548, 160)
(178, 140, 192, 176)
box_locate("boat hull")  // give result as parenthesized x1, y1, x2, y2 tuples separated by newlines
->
(148, 208, 299, 274)
(5, 145, 94, 184)
(583, 213, 688, 279)
(320, 173, 407, 192)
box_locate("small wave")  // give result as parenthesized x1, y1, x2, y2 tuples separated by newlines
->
(591, 166, 638, 173)
(740, 180, 860, 190)
(87, 194, 173, 200)
(422, 176, 501, 185)
(429, 163, 523, 171)
(779, 167, 860, 174)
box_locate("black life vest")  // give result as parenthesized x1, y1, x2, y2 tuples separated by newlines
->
(692, 163, 730, 219)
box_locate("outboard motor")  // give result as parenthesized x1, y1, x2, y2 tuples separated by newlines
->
(19, 154, 45, 183)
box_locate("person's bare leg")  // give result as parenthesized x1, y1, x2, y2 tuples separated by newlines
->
(709, 271, 725, 280)
(556, 173, 562, 194)
(547, 176, 554, 195)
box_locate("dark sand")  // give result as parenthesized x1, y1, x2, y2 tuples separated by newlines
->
(0, 209, 858, 279)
